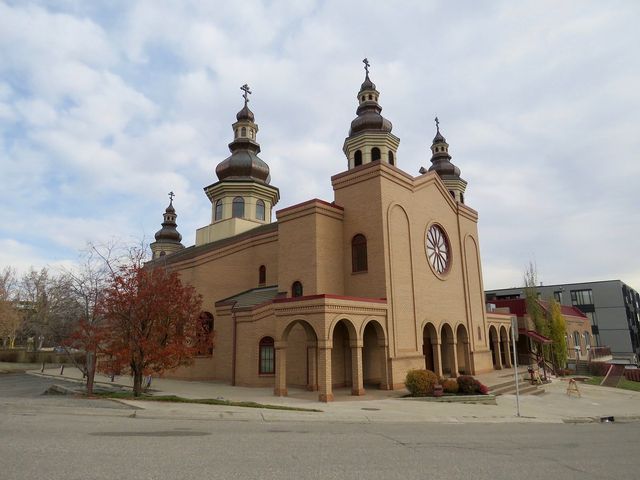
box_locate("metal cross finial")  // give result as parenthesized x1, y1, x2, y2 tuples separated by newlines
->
(363, 58, 370, 75)
(435, 116, 440, 132)
(168, 191, 175, 203)
(240, 84, 252, 106)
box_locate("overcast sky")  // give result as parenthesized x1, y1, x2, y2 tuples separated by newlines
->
(1, 0, 639, 291)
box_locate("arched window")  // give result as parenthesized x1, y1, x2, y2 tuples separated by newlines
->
(292, 281, 303, 298)
(215, 199, 223, 221)
(259, 265, 266, 285)
(197, 312, 214, 356)
(361, 95, 365, 102)
(573, 331, 581, 349)
(351, 234, 368, 272)
(354, 150, 362, 167)
(368, 94, 372, 100)
(460, 193, 465, 204)
(232, 197, 244, 218)
(235, 128, 239, 138)
(388, 151, 394, 165)
(159, 251, 166, 257)
(371, 147, 381, 161)
(241, 126, 247, 137)
(259, 336, 275, 374)
(256, 199, 265, 221)
(584, 331, 591, 347)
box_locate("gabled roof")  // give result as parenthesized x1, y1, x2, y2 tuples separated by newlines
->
(215, 285, 284, 309)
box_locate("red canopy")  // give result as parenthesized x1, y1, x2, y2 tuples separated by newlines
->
(518, 328, 553, 344)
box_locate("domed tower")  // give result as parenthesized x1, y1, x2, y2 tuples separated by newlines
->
(150, 192, 185, 259)
(420, 117, 467, 204)
(343, 58, 400, 170)
(196, 84, 280, 246)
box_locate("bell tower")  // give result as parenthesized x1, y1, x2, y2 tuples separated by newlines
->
(196, 85, 280, 245)
(420, 118, 468, 204)
(343, 59, 400, 170)
(150, 191, 185, 259)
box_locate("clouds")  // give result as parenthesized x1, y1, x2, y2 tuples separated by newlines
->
(0, 0, 639, 290)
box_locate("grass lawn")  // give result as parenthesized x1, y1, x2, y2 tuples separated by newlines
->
(94, 391, 323, 412)
(584, 376, 640, 392)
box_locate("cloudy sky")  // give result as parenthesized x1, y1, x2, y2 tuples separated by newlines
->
(1, 0, 639, 290)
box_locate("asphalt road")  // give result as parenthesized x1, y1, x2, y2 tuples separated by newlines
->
(1, 373, 637, 480)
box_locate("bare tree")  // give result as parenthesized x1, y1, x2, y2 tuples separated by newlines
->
(0, 267, 23, 348)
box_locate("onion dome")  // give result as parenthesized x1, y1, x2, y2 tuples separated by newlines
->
(215, 84, 271, 184)
(154, 194, 183, 244)
(427, 117, 461, 178)
(348, 59, 393, 136)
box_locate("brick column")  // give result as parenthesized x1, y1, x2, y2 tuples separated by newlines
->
(464, 340, 473, 375)
(378, 340, 391, 390)
(307, 342, 318, 391)
(502, 338, 512, 368)
(431, 340, 443, 377)
(350, 340, 365, 396)
(492, 339, 503, 370)
(450, 339, 459, 378)
(273, 341, 287, 396)
(317, 341, 333, 402)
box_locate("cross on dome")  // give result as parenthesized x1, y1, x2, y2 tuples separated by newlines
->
(168, 191, 175, 203)
(363, 58, 370, 75)
(241, 84, 252, 106)
(435, 116, 440, 132)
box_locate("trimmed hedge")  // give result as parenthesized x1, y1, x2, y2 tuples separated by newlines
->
(405, 369, 439, 396)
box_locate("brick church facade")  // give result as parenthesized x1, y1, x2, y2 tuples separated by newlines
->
(149, 63, 497, 401)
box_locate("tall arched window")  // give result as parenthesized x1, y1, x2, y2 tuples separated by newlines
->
(388, 151, 394, 165)
(241, 126, 247, 137)
(259, 337, 275, 374)
(354, 150, 362, 167)
(256, 199, 265, 221)
(232, 197, 244, 218)
(573, 331, 581, 349)
(259, 265, 266, 285)
(351, 234, 368, 272)
(292, 281, 303, 298)
(215, 199, 223, 221)
(371, 147, 381, 161)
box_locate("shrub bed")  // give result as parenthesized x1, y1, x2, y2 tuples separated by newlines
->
(405, 369, 439, 396)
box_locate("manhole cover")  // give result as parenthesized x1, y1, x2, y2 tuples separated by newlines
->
(361, 407, 380, 411)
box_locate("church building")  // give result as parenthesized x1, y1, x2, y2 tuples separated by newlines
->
(149, 61, 498, 402)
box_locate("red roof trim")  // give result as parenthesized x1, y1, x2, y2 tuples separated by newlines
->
(273, 294, 387, 304)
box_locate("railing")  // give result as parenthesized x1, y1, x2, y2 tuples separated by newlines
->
(589, 346, 611, 360)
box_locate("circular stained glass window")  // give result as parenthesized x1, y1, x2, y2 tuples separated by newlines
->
(426, 224, 450, 275)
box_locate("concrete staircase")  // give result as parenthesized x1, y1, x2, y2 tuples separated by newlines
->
(479, 368, 546, 396)
(488, 377, 545, 396)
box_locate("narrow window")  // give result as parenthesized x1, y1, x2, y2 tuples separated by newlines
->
(388, 151, 394, 165)
(232, 197, 244, 218)
(215, 199, 223, 221)
(259, 337, 275, 374)
(197, 312, 214, 356)
(259, 265, 266, 285)
(241, 126, 247, 137)
(368, 94, 372, 100)
(351, 234, 368, 272)
(361, 95, 365, 102)
(292, 281, 303, 298)
(256, 199, 265, 221)
(371, 147, 381, 161)
(354, 150, 362, 167)
(460, 193, 465, 204)
(235, 128, 239, 138)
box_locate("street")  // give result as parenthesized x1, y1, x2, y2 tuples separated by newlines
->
(1, 374, 637, 480)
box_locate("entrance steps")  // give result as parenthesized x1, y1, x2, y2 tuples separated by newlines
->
(479, 368, 545, 396)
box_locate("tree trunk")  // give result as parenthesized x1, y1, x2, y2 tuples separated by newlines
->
(133, 367, 143, 397)
(86, 351, 95, 395)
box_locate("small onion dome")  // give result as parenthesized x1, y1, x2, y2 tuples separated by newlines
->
(428, 127, 461, 178)
(154, 202, 183, 243)
(360, 73, 376, 92)
(236, 104, 255, 122)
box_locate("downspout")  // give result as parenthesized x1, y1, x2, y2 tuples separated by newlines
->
(232, 308, 237, 386)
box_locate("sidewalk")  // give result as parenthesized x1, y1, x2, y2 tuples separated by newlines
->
(27, 365, 640, 425)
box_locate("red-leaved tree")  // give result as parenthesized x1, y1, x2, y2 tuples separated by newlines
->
(97, 264, 203, 396)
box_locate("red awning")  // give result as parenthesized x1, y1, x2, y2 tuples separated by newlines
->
(518, 329, 553, 344)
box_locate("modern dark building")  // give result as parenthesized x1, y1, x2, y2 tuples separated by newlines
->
(486, 280, 640, 361)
